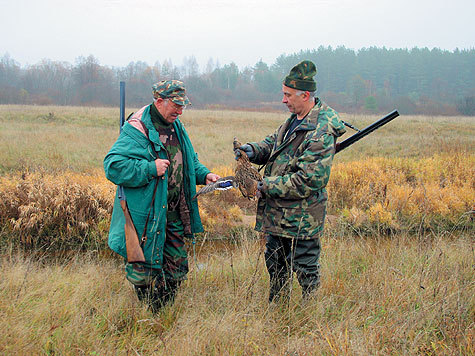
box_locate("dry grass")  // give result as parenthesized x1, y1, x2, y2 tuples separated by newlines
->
(1, 151, 472, 251)
(328, 151, 475, 232)
(184, 110, 475, 166)
(0, 105, 474, 354)
(0, 106, 119, 173)
(0, 232, 473, 355)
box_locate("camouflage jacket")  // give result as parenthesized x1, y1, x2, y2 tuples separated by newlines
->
(248, 98, 346, 239)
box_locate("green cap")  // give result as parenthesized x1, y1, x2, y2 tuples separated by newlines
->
(152, 80, 190, 106)
(283, 60, 317, 92)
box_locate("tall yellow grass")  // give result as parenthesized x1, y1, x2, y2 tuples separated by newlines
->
(328, 151, 474, 231)
(0, 151, 472, 251)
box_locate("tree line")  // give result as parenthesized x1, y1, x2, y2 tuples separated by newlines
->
(0, 46, 473, 115)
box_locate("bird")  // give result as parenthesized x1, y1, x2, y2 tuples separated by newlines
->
(193, 137, 262, 199)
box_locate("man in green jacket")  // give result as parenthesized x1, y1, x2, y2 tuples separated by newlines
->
(235, 61, 346, 303)
(104, 80, 219, 312)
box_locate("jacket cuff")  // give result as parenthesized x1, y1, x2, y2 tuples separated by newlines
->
(148, 161, 158, 177)
(261, 177, 269, 193)
(198, 169, 211, 185)
(247, 143, 260, 163)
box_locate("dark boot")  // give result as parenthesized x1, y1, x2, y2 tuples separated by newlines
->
(161, 279, 181, 305)
(135, 284, 166, 314)
(135, 285, 152, 303)
(269, 276, 291, 304)
(269, 278, 282, 303)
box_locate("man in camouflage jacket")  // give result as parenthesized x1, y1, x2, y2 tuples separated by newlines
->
(236, 61, 346, 302)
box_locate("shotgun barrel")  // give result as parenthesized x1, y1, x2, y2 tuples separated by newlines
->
(335, 110, 400, 154)
(120, 81, 126, 131)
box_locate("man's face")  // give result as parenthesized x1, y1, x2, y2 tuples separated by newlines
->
(155, 98, 184, 124)
(282, 85, 305, 115)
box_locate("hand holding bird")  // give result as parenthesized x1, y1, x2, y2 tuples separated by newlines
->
(193, 137, 262, 199)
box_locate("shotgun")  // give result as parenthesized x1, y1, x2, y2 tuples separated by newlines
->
(335, 110, 400, 154)
(118, 81, 145, 263)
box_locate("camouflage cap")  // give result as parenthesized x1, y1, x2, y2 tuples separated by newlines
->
(152, 80, 190, 106)
(283, 60, 317, 92)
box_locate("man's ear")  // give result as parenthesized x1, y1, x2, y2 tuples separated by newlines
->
(155, 98, 165, 108)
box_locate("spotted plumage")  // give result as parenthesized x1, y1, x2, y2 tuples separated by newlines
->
(193, 138, 262, 199)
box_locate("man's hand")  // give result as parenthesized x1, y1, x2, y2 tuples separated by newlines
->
(205, 172, 220, 185)
(155, 159, 170, 176)
(234, 144, 254, 160)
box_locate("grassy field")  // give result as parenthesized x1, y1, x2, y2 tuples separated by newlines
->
(0, 105, 474, 355)
(1, 105, 474, 172)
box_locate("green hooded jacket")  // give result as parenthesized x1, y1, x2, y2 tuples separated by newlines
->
(248, 98, 346, 239)
(104, 104, 210, 268)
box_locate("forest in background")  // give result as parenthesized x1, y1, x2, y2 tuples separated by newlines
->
(0, 46, 474, 115)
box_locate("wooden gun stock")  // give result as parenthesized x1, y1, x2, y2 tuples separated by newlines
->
(120, 199, 145, 263)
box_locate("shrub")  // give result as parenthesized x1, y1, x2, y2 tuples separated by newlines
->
(0, 170, 114, 251)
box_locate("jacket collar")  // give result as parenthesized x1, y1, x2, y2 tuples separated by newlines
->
(275, 98, 323, 148)
(266, 99, 323, 163)
(294, 98, 323, 131)
(142, 104, 186, 149)
(139, 105, 161, 145)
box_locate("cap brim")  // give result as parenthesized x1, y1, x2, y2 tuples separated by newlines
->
(170, 95, 190, 106)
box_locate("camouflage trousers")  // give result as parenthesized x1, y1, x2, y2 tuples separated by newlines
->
(125, 218, 189, 312)
(264, 234, 321, 303)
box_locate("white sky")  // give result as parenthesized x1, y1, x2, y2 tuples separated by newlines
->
(1, 0, 474, 71)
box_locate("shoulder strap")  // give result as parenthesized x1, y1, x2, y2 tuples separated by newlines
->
(126, 113, 160, 247)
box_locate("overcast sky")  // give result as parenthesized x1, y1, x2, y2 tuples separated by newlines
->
(1, 0, 474, 71)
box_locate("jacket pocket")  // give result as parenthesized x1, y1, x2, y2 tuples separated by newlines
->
(280, 206, 305, 233)
(128, 208, 157, 239)
(265, 192, 327, 237)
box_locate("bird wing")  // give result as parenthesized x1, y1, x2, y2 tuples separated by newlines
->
(192, 176, 237, 199)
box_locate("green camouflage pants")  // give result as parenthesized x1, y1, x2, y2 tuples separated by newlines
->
(264, 234, 321, 303)
(162, 218, 189, 281)
(125, 218, 189, 311)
